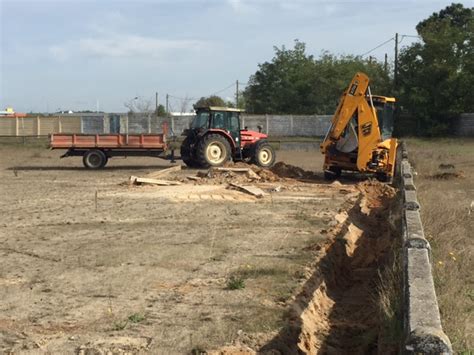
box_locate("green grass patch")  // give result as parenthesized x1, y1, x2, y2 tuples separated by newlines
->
(128, 313, 146, 323)
(226, 275, 245, 290)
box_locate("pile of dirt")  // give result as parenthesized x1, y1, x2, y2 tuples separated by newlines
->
(189, 161, 319, 186)
(188, 162, 280, 185)
(429, 171, 465, 180)
(357, 179, 396, 209)
(270, 162, 318, 179)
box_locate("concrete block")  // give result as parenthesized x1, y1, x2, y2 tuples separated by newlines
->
(404, 190, 420, 211)
(403, 176, 417, 191)
(401, 141, 409, 159)
(405, 210, 430, 249)
(401, 160, 412, 178)
(405, 248, 452, 354)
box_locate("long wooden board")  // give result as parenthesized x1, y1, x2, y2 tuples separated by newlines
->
(130, 176, 182, 186)
(229, 182, 266, 198)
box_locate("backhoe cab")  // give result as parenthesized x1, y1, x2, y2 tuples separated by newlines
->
(320, 72, 398, 181)
(180, 106, 276, 168)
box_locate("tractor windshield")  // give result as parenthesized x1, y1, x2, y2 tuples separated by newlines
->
(191, 111, 210, 129)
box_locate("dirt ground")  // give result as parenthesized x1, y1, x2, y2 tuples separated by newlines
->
(0, 144, 397, 354)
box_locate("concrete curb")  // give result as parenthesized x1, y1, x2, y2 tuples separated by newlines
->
(399, 142, 452, 354)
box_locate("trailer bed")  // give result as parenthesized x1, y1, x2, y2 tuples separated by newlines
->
(49, 133, 172, 168)
(50, 133, 167, 149)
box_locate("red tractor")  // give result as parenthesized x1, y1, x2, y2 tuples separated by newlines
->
(180, 106, 276, 168)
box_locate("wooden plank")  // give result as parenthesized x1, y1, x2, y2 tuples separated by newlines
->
(130, 176, 182, 186)
(229, 182, 266, 198)
(214, 167, 260, 180)
(215, 167, 251, 172)
(145, 165, 182, 178)
(186, 175, 201, 181)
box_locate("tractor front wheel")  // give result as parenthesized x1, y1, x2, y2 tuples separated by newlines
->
(252, 141, 276, 168)
(180, 137, 200, 168)
(196, 134, 231, 167)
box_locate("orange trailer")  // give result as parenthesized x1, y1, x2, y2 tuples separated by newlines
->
(50, 133, 172, 168)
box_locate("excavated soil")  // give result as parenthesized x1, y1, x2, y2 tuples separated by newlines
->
(258, 180, 398, 355)
(173, 161, 321, 186)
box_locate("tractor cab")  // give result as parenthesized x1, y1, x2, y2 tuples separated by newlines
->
(190, 106, 243, 146)
(180, 106, 275, 168)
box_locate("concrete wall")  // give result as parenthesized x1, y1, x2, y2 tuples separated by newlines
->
(3, 112, 474, 137)
(454, 113, 474, 136)
(0, 113, 332, 137)
(399, 142, 452, 354)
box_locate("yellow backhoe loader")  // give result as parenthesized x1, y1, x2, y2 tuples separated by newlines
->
(320, 72, 397, 181)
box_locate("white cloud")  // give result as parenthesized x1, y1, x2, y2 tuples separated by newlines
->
(49, 33, 208, 61)
(227, 0, 259, 14)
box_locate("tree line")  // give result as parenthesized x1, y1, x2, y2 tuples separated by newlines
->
(194, 3, 473, 136)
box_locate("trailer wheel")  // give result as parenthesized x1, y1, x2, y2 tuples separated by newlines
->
(252, 141, 276, 168)
(83, 150, 107, 169)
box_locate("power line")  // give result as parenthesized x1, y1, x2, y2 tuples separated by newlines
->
(166, 80, 248, 102)
(399, 34, 421, 39)
(211, 82, 235, 95)
(359, 37, 394, 57)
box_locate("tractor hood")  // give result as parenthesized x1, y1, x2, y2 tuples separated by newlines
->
(240, 129, 268, 142)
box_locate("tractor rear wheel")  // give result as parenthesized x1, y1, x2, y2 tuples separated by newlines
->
(252, 141, 276, 168)
(83, 149, 107, 169)
(196, 134, 231, 167)
(180, 137, 200, 168)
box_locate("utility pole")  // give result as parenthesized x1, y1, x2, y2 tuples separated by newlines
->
(384, 53, 388, 74)
(155, 92, 158, 112)
(235, 80, 239, 108)
(166, 94, 169, 113)
(394, 33, 399, 90)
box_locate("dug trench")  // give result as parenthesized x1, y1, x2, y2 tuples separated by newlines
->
(259, 180, 401, 354)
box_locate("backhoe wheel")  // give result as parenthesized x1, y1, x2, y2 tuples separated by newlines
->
(252, 141, 276, 168)
(180, 137, 200, 168)
(197, 134, 231, 167)
(376, 172, 391, 183)
(83, 149, 107, 169)
(323, 167, 342, 180)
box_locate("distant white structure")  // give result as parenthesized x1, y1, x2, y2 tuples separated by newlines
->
(0, 107, 15, 116)
(169, 111, 195, 116)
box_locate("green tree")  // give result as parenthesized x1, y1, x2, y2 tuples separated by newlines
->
(193, 95, 226, 108)
(244, 40, 317, 114)
(155, 104, 166, 116)
(244, 40, 391, 114)
(398, 3, 474, 135)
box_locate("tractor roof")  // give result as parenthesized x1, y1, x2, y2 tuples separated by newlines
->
(195, 106, 245, 113)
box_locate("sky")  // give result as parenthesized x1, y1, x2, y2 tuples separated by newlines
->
(1, 0, 473, 113)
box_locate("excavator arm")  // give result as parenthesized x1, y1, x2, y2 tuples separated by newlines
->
(320, 72, 397, 179)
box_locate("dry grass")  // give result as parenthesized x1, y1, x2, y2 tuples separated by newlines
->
(406, 138, 474, 352)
